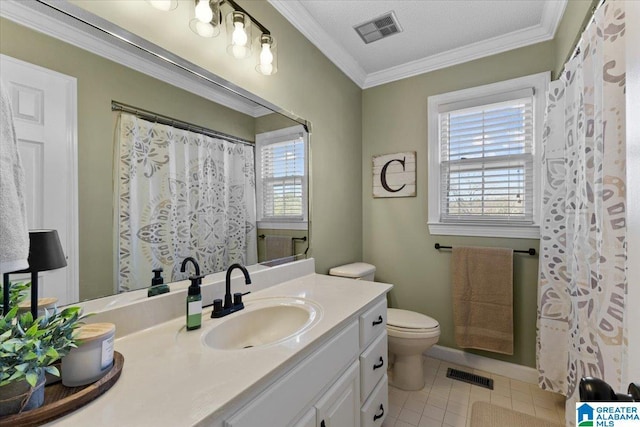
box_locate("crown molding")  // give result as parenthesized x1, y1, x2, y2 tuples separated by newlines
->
(268, 0, 367, 88)
(362, 20, 558, 89)
(269, 0, 567, 90)
(0, 0, 265, 117)
(540, 0, 568, 39)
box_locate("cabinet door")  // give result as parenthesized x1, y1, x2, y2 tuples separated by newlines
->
(316, 361, 360, 427)
(226, 322, 358, 427)
(292, 408, 315, 427)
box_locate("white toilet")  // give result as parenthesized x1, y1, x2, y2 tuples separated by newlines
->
(329, 262, 440, 391)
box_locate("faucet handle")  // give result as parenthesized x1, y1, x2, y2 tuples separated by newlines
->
(211, 298, 223, 318)
(233, 292, 243, 305)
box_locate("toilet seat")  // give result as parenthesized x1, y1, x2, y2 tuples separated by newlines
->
(387, 308, 440, 339)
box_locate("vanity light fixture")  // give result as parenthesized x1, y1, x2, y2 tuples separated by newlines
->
(225, 0, 277, 71)
(145, 0, 277, 75)
(189, 0, 221, 38)
(146, 0, 178, 12)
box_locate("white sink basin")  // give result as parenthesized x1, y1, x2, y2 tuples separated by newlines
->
(203, 298, 321, 350)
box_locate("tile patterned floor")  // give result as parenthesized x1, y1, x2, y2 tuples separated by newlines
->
(382, 356, 566, 427)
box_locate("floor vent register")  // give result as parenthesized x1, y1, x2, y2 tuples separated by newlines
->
(446, 368, 494, 390)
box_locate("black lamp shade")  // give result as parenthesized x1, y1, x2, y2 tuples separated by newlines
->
(15, 229, 67, 273)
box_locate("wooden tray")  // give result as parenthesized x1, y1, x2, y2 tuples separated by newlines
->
(0, 351, 124, 427)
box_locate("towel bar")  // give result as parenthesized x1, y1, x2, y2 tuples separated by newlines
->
(258, 234, 307, 242)
(434, 243, 536, 256)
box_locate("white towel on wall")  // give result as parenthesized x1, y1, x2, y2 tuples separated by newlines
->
(0, 81, 29, 274)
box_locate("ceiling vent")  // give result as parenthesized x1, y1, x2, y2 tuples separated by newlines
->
(354, 11, 403, 44)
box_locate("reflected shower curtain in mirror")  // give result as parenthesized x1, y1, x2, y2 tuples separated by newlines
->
(115, 113, 257, 292)
(537, 1, 626, 425)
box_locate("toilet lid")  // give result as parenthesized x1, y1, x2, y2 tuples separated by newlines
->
(387, 308, 439, 330)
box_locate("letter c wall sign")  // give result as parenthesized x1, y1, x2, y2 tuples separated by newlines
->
(372, 151, 416, 198)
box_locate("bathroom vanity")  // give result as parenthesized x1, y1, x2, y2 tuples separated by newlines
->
(45, 259, 392, 426)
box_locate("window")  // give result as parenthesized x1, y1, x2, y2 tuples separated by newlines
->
(256, 125, 308, 229)
(427, 72, 549, 238)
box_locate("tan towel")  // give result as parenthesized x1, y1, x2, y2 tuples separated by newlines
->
(452, 246, 514, 355)
(265, 235, 293, 261)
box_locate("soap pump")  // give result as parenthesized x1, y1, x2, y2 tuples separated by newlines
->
(186, 275, 203, 330)
(148, 268, 170, 297)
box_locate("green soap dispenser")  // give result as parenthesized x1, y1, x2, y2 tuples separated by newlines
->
(148, 268, 170, 297)
(186, 275, 203, 330)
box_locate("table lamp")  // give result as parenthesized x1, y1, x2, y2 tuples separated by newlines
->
(4, 230, 67, 318)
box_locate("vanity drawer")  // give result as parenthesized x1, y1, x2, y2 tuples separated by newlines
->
(360, 374, 388, 427)
(359, 298, 387, 349)
(360, 330, 387, 402)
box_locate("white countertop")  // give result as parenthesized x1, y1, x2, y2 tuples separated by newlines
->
(47, 273, 392, 426)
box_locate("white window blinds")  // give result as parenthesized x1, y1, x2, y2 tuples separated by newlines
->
(259, 136, 305, 220)
(439, 94, 534, 223)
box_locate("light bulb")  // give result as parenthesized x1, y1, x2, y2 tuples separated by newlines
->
(195, 0, 213, 23)
(259, 43, 274, 75)
(232, 45, 248, 59)
(195, 21, 215, 37)
(149, 0, 172, 11)
(232, 21, 248, 47)
(147, 0, 177, 11)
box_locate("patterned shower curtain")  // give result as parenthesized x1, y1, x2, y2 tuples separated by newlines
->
(115, 113, 257, 292)
(537, 1, 626, 424)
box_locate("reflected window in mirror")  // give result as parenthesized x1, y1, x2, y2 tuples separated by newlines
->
(256, 125, 309, 230)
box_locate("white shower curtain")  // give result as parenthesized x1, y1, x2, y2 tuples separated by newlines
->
(537, 1, 627, 424)
(116, 113, 257, 292)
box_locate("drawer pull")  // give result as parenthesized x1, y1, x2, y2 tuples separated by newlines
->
(372, 315, 383, 326)
(321, 420, 326, 427)
(373, 357, 384, 370)
(373, 404, 385, 421)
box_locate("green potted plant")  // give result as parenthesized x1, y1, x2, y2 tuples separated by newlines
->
(0, 282, 83, 416)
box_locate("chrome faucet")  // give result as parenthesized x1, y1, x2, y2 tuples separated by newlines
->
(211, 263, 251, 318)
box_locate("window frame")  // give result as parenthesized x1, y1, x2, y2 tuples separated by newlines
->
(427, 72, 549, 239)
(255, 125, 309, 230)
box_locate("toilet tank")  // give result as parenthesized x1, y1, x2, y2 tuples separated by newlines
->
(328, 262, 376, 281)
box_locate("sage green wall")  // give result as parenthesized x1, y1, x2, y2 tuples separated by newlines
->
(553, 0, 600, 78)
(361, 0, 595, 368)
(0, 18, 255, 300)
(362, 43, 554, 368)
(255, 112, 300, 134)
(72, 0, 364, 275)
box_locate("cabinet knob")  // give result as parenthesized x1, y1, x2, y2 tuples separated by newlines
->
(372, 315, 383, 326)
(373, 404, 385, 421)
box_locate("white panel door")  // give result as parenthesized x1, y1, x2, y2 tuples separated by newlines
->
(0, 54, 78, 305)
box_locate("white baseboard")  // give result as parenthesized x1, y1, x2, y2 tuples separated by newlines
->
(425, 345, 539, 385)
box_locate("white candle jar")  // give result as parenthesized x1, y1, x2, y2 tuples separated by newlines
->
(62, 323, 116, 387)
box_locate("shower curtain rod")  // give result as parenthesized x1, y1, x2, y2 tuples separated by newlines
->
(111, 101, 255, 147)
(565, 0, 606, 66)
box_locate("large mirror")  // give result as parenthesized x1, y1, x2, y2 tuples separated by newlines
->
(0, 0, 310, 305)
